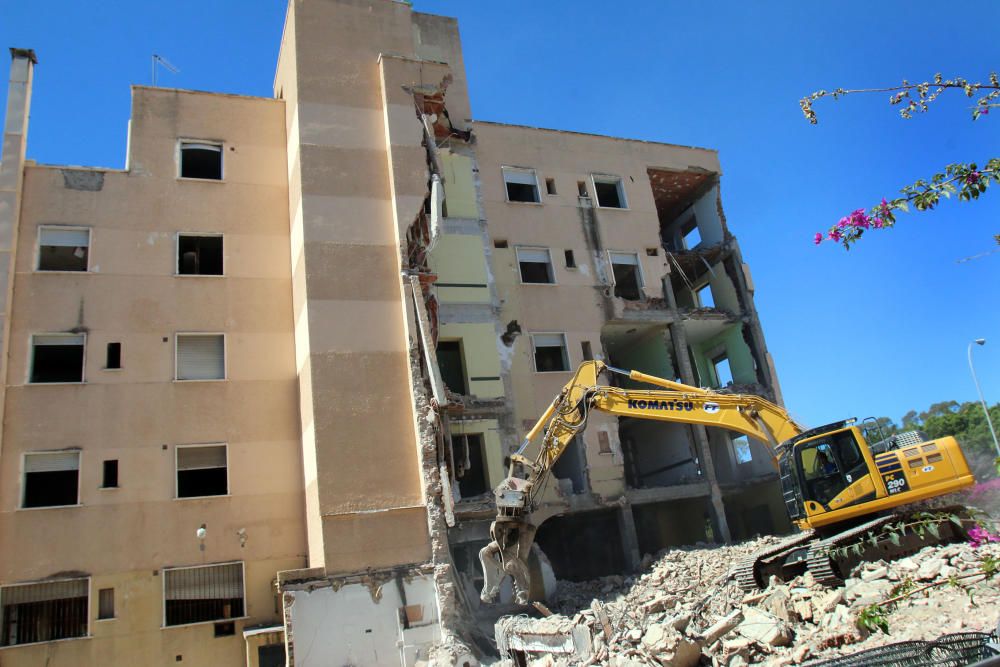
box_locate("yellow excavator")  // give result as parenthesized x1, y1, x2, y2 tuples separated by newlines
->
(479, 361, 976, 604)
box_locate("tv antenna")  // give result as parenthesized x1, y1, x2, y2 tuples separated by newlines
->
(151, 54, 179, 87)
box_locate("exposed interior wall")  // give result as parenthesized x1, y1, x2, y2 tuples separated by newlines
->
(692, 324, 756, 388)
(722, 480, 792, 540)
(533, 509, 626, 582)
(632, 498, 716, 556)
(450, 418, 503, 496)
(620, 420, 700, 488)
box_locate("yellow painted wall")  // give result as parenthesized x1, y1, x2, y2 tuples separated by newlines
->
(440, 152, 478, 219)
(438, 322, 502, 397)
(429, 234, 491, 304)
(451, 418, 503, 490)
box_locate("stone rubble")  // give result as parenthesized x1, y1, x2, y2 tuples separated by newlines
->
(493, 534, 1000, 666)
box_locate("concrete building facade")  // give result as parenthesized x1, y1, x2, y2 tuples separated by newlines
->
(0, 2, 785, 665)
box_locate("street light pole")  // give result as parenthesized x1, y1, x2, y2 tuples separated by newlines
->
(968, 338, 1000, 458)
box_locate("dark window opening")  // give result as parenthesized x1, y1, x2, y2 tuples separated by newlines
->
(23, 470, 78, 508)
(518, 249, 554, 284)
(534, 510, 625, 581)
(611, 258, 641, 300)
(164, 563, 244, 626)
(106, 342, 121, 370)
(37, 228, 89, 272)
(533, 335, 569, 372)
(178, 235, 223, 275)
(177, 446, 227, 498)
(594, 179, 625, 208)
(214, 622, 235, 637)
(581, 341, 594, 361)
(564, 249, 576, 268)
(545, 178, 557, 195)
(98, 588, 114, 620)
(493, 239, 509, 249)
(503, 169, 540, 203)
(102, 460, 119, 489)
(436, 341, 467, 394)
(1, 580, 88, 646)
(552, 436, 587, 494)
(30, 336, 84, 383)
(258, 645, 286, 667)
(454, 434, 488, 498)
(645, 247, 658, 256)
(577, 181, 588, 197)
(180, 143, 222, 180)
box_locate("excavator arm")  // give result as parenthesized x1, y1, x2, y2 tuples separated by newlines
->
(479, 360, 804, 604)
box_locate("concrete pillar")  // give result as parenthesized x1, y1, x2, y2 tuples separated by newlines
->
(617, 504, 641, 571)
(662, 272, 732, 543)
(0, 48, 36, 459)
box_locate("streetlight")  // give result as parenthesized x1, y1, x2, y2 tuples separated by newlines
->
(968, 338, 1000, 458)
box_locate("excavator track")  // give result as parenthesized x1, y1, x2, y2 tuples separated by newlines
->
(805, 506, 972, 587)
(736, 531, 816, 591)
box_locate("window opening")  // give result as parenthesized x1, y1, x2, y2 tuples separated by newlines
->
(696, 284, 715, 308)
(593, 175, 626, 208)
(577, 181, 588, 197)
(454, 433, 488, 498)
(581, 341, 594, 361)
(180, 142, 223, 180)
(23, 451, 80, 508)
(564, 249, 576, 268)
(551, 435, 586, 493)
(176, 445, 228, 498)
(645, 247, 659, 257)
(545, 178, 557, 195)
(178, 235, 223, 275)
(30, 334, 85, 383)
(732, 435, 752, 464)
(532, 333, 569, 372)
(436, 341, 467, 394)
(106, 342, 121, 370)
(681, 219, 702, 249)
(37, 227, 89, 272)
(102, 460, 119, 489)
(214, 622, 235, 637)
(1, 579, 88, 646)
(163, 562, 244, 626)
(98, 588, 115, 620)
(609, 252, 642, 300)
(712, 353, 733, 388)
(517, 247, 554, 284)
(493, 239, 509, 249)
(176, 334, 225, 381)
(502, 167, 540, 203)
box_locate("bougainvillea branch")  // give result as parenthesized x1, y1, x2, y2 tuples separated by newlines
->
(801, 73, 1000, 249)
(815, 160, 1000, 249)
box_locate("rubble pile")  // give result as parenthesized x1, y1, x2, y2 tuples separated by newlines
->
(494, 535, 1000, 666)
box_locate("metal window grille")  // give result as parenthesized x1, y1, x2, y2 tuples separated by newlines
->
(163, 562, 244, 626)
(1, 579, 88, 646)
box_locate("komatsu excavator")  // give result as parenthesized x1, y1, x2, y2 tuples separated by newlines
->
(479, 361, 976, 604)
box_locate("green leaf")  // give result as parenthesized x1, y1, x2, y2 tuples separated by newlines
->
(928, 523, 941, 540)
(889, 533, 902, 547)
(950, 514, 964, 529)
(897, 200, 910, 213)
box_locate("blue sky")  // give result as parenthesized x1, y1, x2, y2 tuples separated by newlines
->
(1, 1, 998, 427)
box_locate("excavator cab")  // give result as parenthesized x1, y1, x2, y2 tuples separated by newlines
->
(796, 427, 872, 510)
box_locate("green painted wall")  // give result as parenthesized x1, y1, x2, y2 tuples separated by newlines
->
(693, 324, 755, 388)
(428, 234, 491, 304)
(609, 328, 674, 389)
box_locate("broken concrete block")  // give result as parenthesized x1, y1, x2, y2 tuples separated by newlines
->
(765, 589, 795, 622)
(700, 609, 743, 645)
(642, 623, 702, 667)
(896, 557, 919, 572)
(792, 598, 813, 623)
(813, 589, 844, 615)
(736, 607, 793, 647)
(861, 566, 887, 582)
(917, 558, 946, 581)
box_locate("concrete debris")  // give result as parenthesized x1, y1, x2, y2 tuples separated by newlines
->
(493, 534, 1000, 666)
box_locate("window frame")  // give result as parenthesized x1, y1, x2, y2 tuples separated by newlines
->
(96, 588, 115, 622)
(0, 576, 91, 646)
(501, 166, 542, 205)
(731, 435, 753, 465)
(590, 174, 629, 210)
(607, 250, 645, 295)
(161, 561, 247, 629)
(174, 332, 227, 382)
(35, 225, 92, 273)
(530, 332, 571, 373)
(28, 333, 87, 385)
(20, 450, 82, 510)
(177, 139, 225, 182)
(695, 282, 715, 308)
(174, 443, 229, 500)
(515, 246, 556, 285)
(175, 232, 225, 277)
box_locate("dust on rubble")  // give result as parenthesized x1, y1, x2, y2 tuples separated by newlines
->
(491, 534, 1000, 666)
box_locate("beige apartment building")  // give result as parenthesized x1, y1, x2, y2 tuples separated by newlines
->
(0, 1, 785, 665)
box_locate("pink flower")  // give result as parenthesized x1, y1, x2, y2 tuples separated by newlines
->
(837, 217, 850, 229)
(968, 525, 1000, 548)
(849, 208, 870, 229)
(814, 232, 823, 245)
(828, 229, 843, 242)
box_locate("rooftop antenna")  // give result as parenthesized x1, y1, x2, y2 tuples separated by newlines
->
(151, 54, 179, 87)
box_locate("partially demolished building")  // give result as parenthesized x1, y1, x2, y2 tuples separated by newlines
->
(0, 1, 785, 665)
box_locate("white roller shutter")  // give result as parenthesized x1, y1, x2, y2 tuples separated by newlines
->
(176, 335, 225, 380)
(39, 228, 89, 248)
(24, 451, 80, 473)
(177, 445, 226, 471)
(1, 579, 87, 605)
(517, 248, 550, 263)
(33, 334, 84, 347)
(502, 168, 537, 185)
(165, 563, 243, 601)
(532, 333, 565, 349)
(608, 251, 639, 265)
(181, 142, 222, 153)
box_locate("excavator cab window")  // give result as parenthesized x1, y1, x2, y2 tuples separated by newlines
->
(797, 430, 867, 507)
